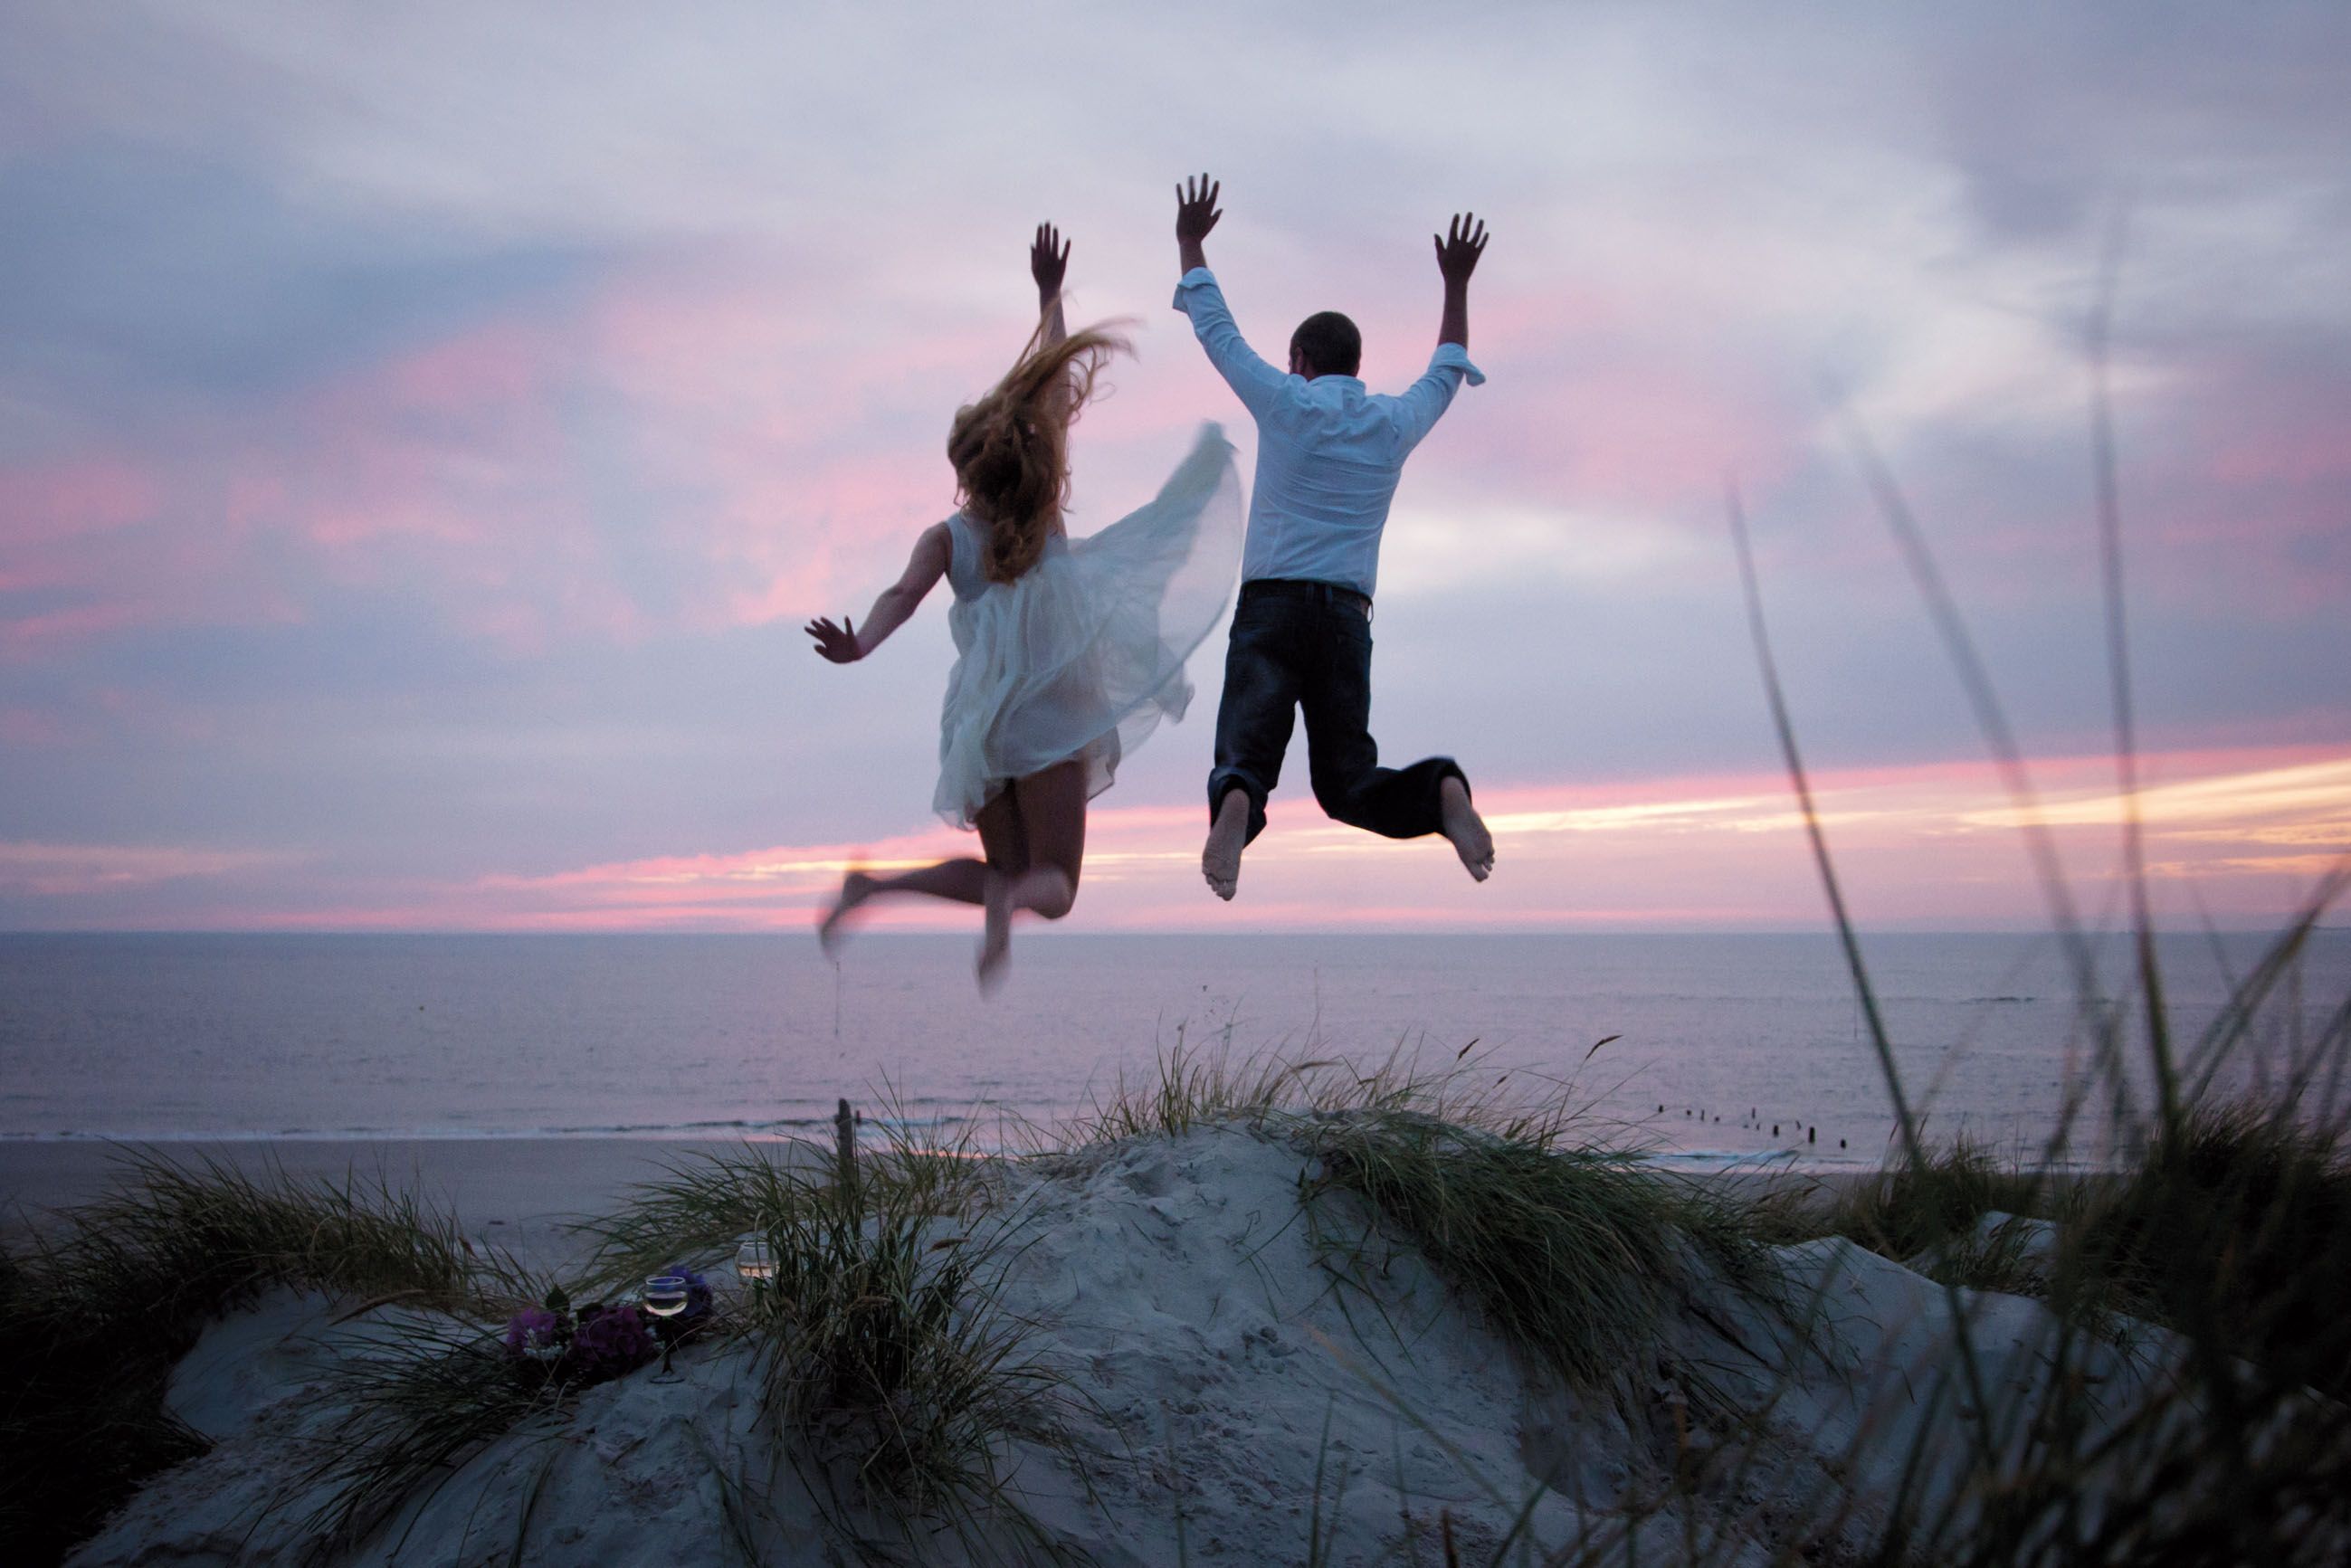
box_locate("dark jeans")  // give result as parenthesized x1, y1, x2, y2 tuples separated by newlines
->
(1208, 579, 1468, 844)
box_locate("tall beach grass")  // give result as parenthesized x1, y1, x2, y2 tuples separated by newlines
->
(1711, 266, 2351, 1561)
(3, 1151, 538, 1564)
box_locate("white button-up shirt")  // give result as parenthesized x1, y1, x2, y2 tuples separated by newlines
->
(1174, 267, 1484, 599)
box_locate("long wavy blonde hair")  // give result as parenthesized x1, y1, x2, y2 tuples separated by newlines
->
(947, 320, 1131, 584)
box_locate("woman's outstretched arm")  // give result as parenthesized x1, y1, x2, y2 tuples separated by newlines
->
(806, 522, 951, 662)
(1030, 222, 1075, 433)
(1032, 223, 1069, 348)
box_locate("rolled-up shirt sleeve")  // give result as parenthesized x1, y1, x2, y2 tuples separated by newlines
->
(1390, 342, 1486, 451)
(1173, 268, 1289, 421)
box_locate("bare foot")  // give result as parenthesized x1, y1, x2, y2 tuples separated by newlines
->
(1439, 776, 1494, 882)
(1201, 790, 1249, 901)
(817, 870, 875, 955)
(976, 871, 1012, 993)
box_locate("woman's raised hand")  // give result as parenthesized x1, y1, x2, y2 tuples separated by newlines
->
(805, 615, 861, 663)
(1030, 223, 1070, 297)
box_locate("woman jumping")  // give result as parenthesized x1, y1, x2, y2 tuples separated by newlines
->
(806, 224, 1242, 988)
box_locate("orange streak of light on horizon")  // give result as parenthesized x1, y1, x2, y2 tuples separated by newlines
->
(438, 746, 2351, 932)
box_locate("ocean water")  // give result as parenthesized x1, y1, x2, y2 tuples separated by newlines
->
(2, 932, 2345, 1169)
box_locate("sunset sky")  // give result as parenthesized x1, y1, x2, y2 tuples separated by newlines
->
(4, 2, 2346, 933)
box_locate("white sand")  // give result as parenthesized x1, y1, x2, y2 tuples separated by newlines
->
(59, 1127, 2187, 1566)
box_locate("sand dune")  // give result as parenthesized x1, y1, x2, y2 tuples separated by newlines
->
(53, 1124, 2213, 1566)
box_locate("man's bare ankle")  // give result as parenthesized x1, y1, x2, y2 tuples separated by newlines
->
(1437, 775, 1493, 881)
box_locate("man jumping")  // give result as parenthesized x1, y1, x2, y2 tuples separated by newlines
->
(1172, 172, 1496, 900)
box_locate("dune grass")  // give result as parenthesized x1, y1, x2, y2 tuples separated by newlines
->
(1807, 1135, 2056, 1260)
(2, 1231, 208, 1565)
(566, 1118, 1089, 1564)
(2, 1149, 537, 1565)
(183, 1115, 1083, 1566)
(1915, 1211, 2053, 1299)
(38, 1147, 530, 1318)
(1747, 1132, 2089, 1301)
(1299, 1107, 1771, 1394)
(2071, 1097, 2351, 1398)
(572, 1139, 982, 1305)
(570, 1141, 833, 1299)
(1069, 1031, 1783, 1400)
(1718, 298, 2351, 1564)
(1065, 1030, 1342, 1145)
(739, 1174, 1088, 1561)
(290, 1316, 574, 1552)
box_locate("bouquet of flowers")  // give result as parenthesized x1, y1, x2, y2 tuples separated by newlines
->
(500, 1284, 656, 1385)
(569, 1300, 657, 1379)
(499, 1266, 716, 1386)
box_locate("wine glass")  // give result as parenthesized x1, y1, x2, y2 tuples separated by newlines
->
(643, 1274, 690, 1383)
(734, 1235, 776, 1291)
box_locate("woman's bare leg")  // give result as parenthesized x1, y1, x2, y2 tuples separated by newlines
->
(975, 783, 1029, 880)
(977, 759, 1088, 990)
(1009, 758, 1087, 917)
(819, 792, 1027, 955)
(818, 860, 985, 954)
(974, 783, 1026, 989)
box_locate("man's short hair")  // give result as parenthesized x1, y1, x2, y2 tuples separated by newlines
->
(1290, 312, 1363, 378)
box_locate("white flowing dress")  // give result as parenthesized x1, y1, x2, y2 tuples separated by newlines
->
(933, 423, 1243, 828)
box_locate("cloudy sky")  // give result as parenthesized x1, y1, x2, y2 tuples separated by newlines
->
(4, 1, 2346, 933)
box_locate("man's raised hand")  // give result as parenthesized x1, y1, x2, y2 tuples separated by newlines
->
(1434, 212, 1489, 285)
(805, 615, 860, 664)
(1176, 174, 1222, 243)
(1030, 223, 1069, 297)
(1176, 173, 1222, 274)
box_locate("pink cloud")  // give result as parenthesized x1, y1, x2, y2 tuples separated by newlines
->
(579, 261, 1137, 629)
(1, 598, 154, 651)
(0, 257, 1102, 676)
(0, 458, 161, 548)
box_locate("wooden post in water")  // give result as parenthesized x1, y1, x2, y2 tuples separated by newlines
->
(833, 1098, 859, 1195)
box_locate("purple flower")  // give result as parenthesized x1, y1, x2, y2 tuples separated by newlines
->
(569, 1303, 655, 1377)
(503, 1306, 563, 1359)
